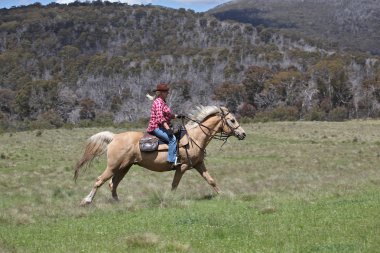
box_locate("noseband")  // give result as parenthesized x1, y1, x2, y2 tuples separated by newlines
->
(219, 110, 242, 136)
(179, 108, 240, 165)
(183, 108, 240, 143)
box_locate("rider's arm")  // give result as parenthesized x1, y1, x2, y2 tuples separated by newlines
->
(162, 121, 170, 130)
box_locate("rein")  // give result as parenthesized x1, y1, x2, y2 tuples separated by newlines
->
(182, 109, 240, 148)
(183, 115, 227, 142)
(178, 108, 240, 167)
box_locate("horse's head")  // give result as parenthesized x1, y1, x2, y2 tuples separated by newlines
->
(219, 107, 246, 140)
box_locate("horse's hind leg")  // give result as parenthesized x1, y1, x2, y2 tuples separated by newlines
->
(81, 166, 114, 206)
(194, 162, 221, 194)
(109, 165, 131, 201)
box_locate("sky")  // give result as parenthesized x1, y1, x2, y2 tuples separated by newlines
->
(0, 0, 231, 12)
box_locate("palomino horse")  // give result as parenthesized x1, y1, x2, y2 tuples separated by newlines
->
(74, 106, 246, 205)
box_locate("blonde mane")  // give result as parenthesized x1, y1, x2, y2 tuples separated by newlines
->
(186, 105, 221, 129)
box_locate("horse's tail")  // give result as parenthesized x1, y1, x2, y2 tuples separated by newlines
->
(74, 131, 115, 181)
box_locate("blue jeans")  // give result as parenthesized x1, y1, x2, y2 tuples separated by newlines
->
(152, 127, 177, 163)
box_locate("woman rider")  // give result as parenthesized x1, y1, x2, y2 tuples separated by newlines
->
(147, 83, 183, 165)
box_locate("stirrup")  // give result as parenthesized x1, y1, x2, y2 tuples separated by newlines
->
(174, 157, 182, 166)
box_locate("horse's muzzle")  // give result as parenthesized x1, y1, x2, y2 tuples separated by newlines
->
(236, 132, 246, 140)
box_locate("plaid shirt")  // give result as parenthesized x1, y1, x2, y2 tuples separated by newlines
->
(147, 97, 172, 132)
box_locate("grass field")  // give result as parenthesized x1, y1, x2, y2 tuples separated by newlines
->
(0, 121, 379, 252)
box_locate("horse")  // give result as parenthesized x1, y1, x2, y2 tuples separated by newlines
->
(74, 105, 246, 205)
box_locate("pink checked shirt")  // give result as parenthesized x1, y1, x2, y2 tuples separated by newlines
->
(147, 97, 173, 133)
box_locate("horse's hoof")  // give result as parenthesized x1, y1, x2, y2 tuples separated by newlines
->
(80, 199, 92, 206)
(214, 187, 221, 194)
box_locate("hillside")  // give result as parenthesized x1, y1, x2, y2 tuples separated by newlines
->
(210, 0, 380, 55)
(0, 2, 380, 131)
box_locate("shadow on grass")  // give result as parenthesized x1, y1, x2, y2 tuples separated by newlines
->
(197, 194, 217, 200)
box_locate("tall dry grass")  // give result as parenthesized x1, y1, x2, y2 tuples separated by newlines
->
(1, 121, 379, 225)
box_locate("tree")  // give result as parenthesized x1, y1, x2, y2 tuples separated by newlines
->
(79, 98, 96, 120)
(242, 66, 272, 106)
(0, 88, 15, 114)
(172, 80, 192, 100)
(269, 67, 306, 109)
(312, 57, 351, 110)
(213, 81, 246, 112)
(57, 87, 78, 121)
(355, 72, 380, 117)
(237, 103, 256, 117)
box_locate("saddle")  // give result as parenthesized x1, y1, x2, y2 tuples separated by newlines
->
(139, 127, 188, 152)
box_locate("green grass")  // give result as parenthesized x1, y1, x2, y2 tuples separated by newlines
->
(1, 121, 380, 252)
(1, 191, 379, 253)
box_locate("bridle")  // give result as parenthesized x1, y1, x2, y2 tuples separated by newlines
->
(218, 109, 242, 141)
(181, 107, 241, 146)
(179, 108, 241, 167)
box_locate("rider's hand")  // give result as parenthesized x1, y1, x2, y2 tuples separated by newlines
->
(166, 128, 173, 137)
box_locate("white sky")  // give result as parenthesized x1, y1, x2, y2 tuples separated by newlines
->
(0, 0, 231, 12)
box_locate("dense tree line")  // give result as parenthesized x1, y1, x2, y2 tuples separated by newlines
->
(0, 2, 380, 131)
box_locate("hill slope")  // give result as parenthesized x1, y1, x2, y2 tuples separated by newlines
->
(0, 2, 380, 131)
(210, 0, 380, 55)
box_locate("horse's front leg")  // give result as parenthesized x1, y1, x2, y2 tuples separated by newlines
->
(171, 164, 189, 191)
(194, 162, 221, 194)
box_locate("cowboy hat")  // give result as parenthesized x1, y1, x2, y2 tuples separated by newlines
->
(153, 83, 170, 92)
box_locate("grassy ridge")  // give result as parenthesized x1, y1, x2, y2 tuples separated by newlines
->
(0, 121, 380, 252)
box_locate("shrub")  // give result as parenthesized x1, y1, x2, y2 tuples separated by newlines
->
(76, 112, 115, 128)
(238, 116, 255, 124)
(237, 103, 256, 117)
(29, 110, 64, 130)
(79, 98, 96, 120)
(270, 106, 299, 121)
(328, 106, 348, 121)
(303, 107, 326, 121)
(253, 106, 299, 122)
(93, 112, 114, 126)
(0, 112, 9, 133)
(253, 111, 271, 123)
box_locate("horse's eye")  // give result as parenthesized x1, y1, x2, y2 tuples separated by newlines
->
(230, 119, 236, 123)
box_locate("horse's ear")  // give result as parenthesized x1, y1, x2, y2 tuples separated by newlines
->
(220, 106, 229, 115)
